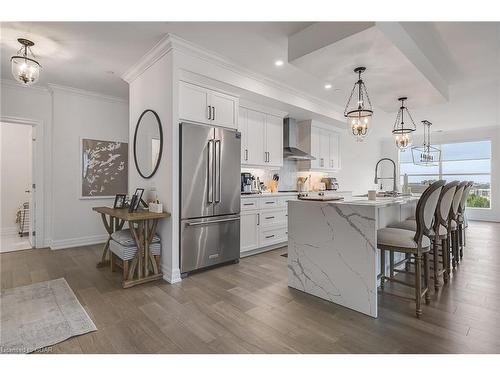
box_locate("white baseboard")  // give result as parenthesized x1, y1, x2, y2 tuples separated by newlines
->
(161, 264, 182, 284)
(240, 242, 287, 258)
(1, 227, 18, 236)
(50, 234, 108, 250)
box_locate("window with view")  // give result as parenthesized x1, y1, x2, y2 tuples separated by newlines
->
(399, 140, 492, 208)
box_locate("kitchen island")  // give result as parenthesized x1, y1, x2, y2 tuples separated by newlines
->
(287, 196, 418, 318)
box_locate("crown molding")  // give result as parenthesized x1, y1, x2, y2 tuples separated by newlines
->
(168, 34, 345, 116)
(0, 78, 50, 93)
(121, 33, 345, 118)
(121, 35, 175, 83)
(47, 83, 128, 104)
(1, 78, 127, 104)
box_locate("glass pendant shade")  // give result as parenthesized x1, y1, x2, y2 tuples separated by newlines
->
(392, 97, 416, 150)
(349, 114, 372, 141)
(344, 67, 373, 142)
(394, 133, 412, 150)
(11, 39, 41, 86)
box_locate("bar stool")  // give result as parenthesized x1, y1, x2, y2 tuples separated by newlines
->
(389, 181, 459, 290)
(457, 181, 473, 260)
(449, 181, 467, 271)
(377, 180, 445, 318)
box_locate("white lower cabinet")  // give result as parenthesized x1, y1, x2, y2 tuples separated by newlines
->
(240, 211, 260, 253)
(240, 195, 296, 257)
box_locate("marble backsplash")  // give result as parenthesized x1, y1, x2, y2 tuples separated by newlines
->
(242, 160, 333, 192)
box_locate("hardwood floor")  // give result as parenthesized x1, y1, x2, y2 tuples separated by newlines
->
(1, 221, 500, 353)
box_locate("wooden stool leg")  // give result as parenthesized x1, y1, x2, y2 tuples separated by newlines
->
(389, 251, 395, 278)
(451, 233, 456, 270)
(458, 225, 464, 259)
(123, 260, 129, 281)
(423, 252, 431, 304)
(442, 238, 449, 283)
(454, 230, 460, 265)
(415, 254, 423, 318)
(380, 250, 386, 289)
(433, 239, 440, 290)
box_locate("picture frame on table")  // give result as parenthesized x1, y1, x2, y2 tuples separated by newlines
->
(128, 194, 138, 213)
(113, 194, 126, 208)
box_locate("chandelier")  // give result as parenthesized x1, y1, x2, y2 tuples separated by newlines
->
(392, 97, 416, 150)
(344, 67, 373, 142)
(411, 120, 441, 166)
(11, 38, 41, 86)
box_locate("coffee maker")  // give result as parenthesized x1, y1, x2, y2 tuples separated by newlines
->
(241, 173, 253, 193)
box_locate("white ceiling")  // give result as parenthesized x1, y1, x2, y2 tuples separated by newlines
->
(1, 21, 499, 130)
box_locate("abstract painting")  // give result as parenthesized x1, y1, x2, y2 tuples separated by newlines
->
(81, 138, 128, 198)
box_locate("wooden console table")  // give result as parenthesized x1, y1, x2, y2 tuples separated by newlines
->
(93, 206, 170, 288)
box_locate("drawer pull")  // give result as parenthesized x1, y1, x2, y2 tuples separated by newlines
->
(265, 201, 274, 204)
(265, 216, 275, 219)
(243, 203, 254, 206)
(265, 235, 275, 239)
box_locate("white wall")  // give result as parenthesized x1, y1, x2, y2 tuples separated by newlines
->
(0, 122, 32, 234)
(50, 87, 129, 248)
(128, 52, 176, 281)
(380, 126, 500, 222)
(0, 81, 129, 248)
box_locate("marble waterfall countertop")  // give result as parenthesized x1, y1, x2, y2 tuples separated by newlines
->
(287, 196, 417, 318)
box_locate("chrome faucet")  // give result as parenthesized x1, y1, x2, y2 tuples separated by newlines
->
(374, 158, 397, 193)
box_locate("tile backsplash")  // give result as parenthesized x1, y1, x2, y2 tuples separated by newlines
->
(242, 160, 332, 192)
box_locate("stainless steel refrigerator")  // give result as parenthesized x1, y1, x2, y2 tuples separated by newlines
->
(180, 122, 241, 275)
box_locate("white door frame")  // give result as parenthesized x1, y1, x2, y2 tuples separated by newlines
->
(1, 116, 45, 248)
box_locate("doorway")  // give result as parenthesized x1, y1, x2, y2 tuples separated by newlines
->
(0, 121, 35, 253)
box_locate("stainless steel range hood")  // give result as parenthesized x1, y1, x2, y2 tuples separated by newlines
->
(283, 118, 316, 160)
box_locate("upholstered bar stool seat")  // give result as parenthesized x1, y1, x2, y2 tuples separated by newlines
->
(391, 219, 449, 237)
(378, 228, 431, 249)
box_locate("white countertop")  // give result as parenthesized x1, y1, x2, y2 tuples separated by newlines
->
(292, 195, 419, 207)
(241, 191, 352, 198)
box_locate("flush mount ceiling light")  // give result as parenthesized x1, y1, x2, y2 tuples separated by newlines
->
(411, 120, 441, 166)
(324, 83, 332, 89)
(392, 97, 416, 150)
(274, 60, 284, 67)
(11, 38, 41, 86)
(344, 67, 373, 142)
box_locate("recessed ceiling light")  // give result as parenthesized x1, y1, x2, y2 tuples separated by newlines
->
(324, 84, 332, 89)
(274, 60, 284, 67)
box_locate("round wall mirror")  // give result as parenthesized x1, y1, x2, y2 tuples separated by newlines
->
(133, 109, 163, 179)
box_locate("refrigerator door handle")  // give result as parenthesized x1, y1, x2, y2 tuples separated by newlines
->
(215, 139, 221, 203)
(207, 139, 214, 204)
(186, 217, 240, 226)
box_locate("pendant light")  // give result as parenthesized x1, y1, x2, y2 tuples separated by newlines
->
(11, 38, 41, 86)
(392, 97, 416, 150)
(344, 67, 373, 142)
(411, 120, 441, 166)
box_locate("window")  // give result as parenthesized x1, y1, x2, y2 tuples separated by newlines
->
(399, 140, 492, 208)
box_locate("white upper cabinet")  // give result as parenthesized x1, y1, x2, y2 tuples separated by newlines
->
(298, 120, 341, 171)
(179, 81, 210, 124)
(179, 81, 239, 129)
(239, 106, 283, 168)
(265, 114, 283, 167)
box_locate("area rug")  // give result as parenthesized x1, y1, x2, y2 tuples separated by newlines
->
(0, 278, 96, 353)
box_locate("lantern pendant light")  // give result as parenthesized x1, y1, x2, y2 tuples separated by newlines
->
(411, 120, 441, 166)
(344, 67, 373, 142)
(11, 38, 41, 86)
(392, 97, 416, 150)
